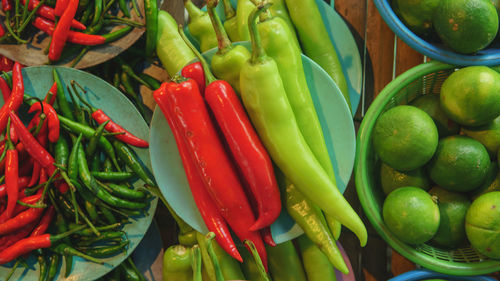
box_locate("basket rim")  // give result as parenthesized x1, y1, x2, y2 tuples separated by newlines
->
(373, 0, 500, 66)
(354, 60, 500, 275)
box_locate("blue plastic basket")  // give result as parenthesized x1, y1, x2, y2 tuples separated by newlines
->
(389, 269, 497, 281)
(373, 0, 500, 66)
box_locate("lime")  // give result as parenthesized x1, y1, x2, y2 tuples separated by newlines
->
(410, 94, 459, 137)
(428, 187, 471, 248)
(427, 136, 491, 192)
(394, 0, 440, 37)
(380, 162, 430, 195)
(440, 66, 500, 127)
(373, 105, 439, 171)
(472, 162, 500, 199)
(383, 187, 440, 244)
(433, 0, 498, 54)
(463, 116, 500, 157)
(465, 191, 500, 259)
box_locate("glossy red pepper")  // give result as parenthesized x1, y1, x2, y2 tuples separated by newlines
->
(12, 194, 42, 215)
(9, 111, 56, 177)
(54, 0, 68, 16)
(0, 206, 45, 235)
(0, 233, 51, 264)
(0, 63, 24, 134)
(0, 177, 29, 198)
(30, 206, 54, 237)
(0, 222, 37, 252)
(1, 0, 12, 11)
(154, 83, 242, 262)
(28, 162, 41, 187)
(48, 0, 80, 61)
(0, 77, 10, 101)
(28, 101, 60, 143)
(0, 138, 19, 223)
(261, 227, 276, 247)
(21, 0, 86, 30)
(190, 41, 281, 230)
(38, 168, 47, 185)
(181, 62, 206, 93)
(33, 17, 106, 46)
(156, 78, 267, 267)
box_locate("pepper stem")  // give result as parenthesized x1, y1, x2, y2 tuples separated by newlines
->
(178, 24, 217, 85)
(191, 245, 202, 281)
(50, 224, 87, 243)
(221, 0, 235, 19)
(206, 232, 225, 281)
(248, 3, 272, 64)
(244, 240, 270, 281)
(70, 80, 96, 112)
(207, 0, 233, 55)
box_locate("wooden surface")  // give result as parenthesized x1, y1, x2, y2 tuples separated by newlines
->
(158, 0, 428, 280)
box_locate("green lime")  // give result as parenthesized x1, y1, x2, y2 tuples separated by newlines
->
(380, 162, 430, 195)
(433, 0, 499, 54)
(393, 0, 440, 37)
(410, 94, 459, 137)
(465, 191, 500, 259)
(383, 187, 440, 244)
(427, 136, 491, 192)
(462, 116, 500, 157)
(373, 105, 439, 171)
(440, 66, 500, 127)
(428, 186, 471, 248)
(472, 162, 500, 199)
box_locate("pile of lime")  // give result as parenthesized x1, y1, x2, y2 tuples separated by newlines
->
(373, 66, 500, 258)
(392, 0, 499, 54)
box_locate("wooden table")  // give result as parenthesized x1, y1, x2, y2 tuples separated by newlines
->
(157, 0, 427, 280)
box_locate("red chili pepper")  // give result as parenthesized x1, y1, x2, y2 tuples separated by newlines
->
(0, 206, 44, 235)
(9, 111, 56, 177)
(154, 79, 267, 267)
(54, 0, 68, 16)
(28, 101, 60, 143)
(48, 0, 80, 61)
(38, 168, 47, 185)
(1, 0, 11, 12)
(0, 77, 10, 101)
(30, 206, 54, 237)
(45, 82, 57, 105)
(0, 177, 29, 198)
(154, 83, 242, 262)
(181, 62, 206, 93)
(33, 17, 106, 46)
(21, 0, 86, 30)
(28, 163, 41, 187)
(0, 139, 19, 223)
(12, 194, 42, 215)
(0, 63, 24, 134)
(261, 227, 276, 247)
(0, 56, 13, 72)
(0, 233, 51, 264)
(0, 222, 37, 252)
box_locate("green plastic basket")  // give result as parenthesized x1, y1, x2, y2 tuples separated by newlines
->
(355, 60, 500, 276)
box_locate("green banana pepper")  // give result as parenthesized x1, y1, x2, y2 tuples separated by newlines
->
(236, 0, 256, 41)
(285, 0, 350, 110)
(191, 245, 203, 281)
(240, 3, 367, 248)
(221, 0, 240, 41)
(185, 0, 218, 52)
(256, 5, 341, 240)
(266, 240, 307, 281)
(156, 10, 196, 77)
(207, 0, 251, 93)
(163, 245, 193, 281)
(266, 0, 300, 49)
(297, 235, 338, 281)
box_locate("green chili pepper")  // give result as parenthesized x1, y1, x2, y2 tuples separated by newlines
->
(185, 0, 217, 52)
(72, 222, 122, 236)
(120, 71, 147, 120)
(90, 153, 101, 171)
(256, 6, 342, 239)
(102, 158, 114, 173)
(55, 134, 70, 169)
(68, 134, 83, 181)
(137, 73, 161, 90)
(297, 235, 338, 281)
(37, 252, 48, 281)
(100, 205, 118, 224)
(191, 245, 202, 281)
(112, 140, 155, 186)
(59, 115, 121, 171)
(240, 4, 366, 247)
(236, 0, 256, 41)
(68, 83, 89, 126)
(163, 245, 193, 281)
(266, 240, 307, 281)
(64, 254, 73, 278)
(46, 253, 61, 281)
(52, 243, 104, 264)
(84, 240, 130, 258)
(85, 199, 99, 222)
(105, 182, 146, 200)
(285, 0, 350, 110)
(91, 0, 103, 26)
(206, 0, 250, 94)
(87, 120, 109, 158)
(54, 69, 75, 121)
(221, 0, 240, 41)
(144, 0, 157, 57)
(126, 257, 147, 281)
(80, 3, 94, 25)
(90, 171, 134, 181)
(156, 10, 196, 77)
(103, 25, 133, 43)
(119, 262, 141, 281)
(79, 231, 124, 246)
(118, 0, 131, 18)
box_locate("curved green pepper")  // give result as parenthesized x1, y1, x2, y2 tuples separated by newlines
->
(285, 0, 350, 110)
(256, 5, 342, 240)
(156, 10, 196, 77)
(163, 245, 193, 281)
(297, 234, 338, 281)
(267, 240, 307, 281)
(207, 0, 251, 93)
(185, 0, 218, 52)
(221, 0, 240, 41)
(240, 3, 366, 247)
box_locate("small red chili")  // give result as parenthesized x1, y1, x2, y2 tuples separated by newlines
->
(48, 0, 80, 61)
(0, 206, 45, 235)
(0, 63, 25, 134)
(0, 77, 10, 101)
(0, 134, 19, 223)
(30, 206, 54, 237)
(28, 101, 60, 143)
(28, 162, 41, 187)
(21, 0, 86, 30)
(12, 194, 42, 215)
(33, 17, 106, 46)
(0, 177, 29, 198)
(0, 222, 37, 252)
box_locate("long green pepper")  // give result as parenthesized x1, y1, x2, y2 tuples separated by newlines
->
(112, 140, 155, 187)
(297, 235, 338, 281)
(86, 120, 109, 158)
(239, 3, 367, 247)
(144, 0, 158, 57)
(185, 0, 218, 52)
(68, 134, 83, 181)
(266, 240, 307, 281)
(54, 69, 75, 121)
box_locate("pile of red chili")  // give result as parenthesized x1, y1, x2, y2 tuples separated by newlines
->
(0, 62, 155, 280)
